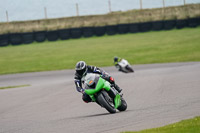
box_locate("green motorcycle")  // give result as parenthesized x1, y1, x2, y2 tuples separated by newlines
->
(83, 73, 127, 113)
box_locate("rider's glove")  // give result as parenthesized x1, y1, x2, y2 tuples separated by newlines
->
(101, 72, 110, 80)
(80, 88, 85, 94)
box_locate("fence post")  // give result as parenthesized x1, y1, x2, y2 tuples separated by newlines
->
(163, 0, 165, 8)
(140, 0, 143, 10)
(6, 11, 9, 22)
(108, 0, 112, 13)
(76, 3, 79, 16)
(183, 0, 186, 5)
(44, 7, 47, 19)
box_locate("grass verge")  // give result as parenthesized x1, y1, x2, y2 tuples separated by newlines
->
(0, 84, 30, 89)
(0, 27, 200, 75)
(122, 116, 200, 133)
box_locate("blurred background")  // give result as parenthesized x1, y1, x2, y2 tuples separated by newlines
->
(0, 0, 200, 22)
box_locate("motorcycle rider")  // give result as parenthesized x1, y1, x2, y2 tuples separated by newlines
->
(114, 56, 121, 65)
(74, 61, 122, 103)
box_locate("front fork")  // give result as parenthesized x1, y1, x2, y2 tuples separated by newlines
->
(108, 87, 121, 109)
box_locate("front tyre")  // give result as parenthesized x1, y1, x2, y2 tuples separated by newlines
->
(97, 91, 116, 114)
(117, 97, 127, 111)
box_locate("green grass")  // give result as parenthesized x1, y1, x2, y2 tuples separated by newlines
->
(122, 116, 200, 133)
(0, 85, 30, 89)
(0, 27, 200, 74)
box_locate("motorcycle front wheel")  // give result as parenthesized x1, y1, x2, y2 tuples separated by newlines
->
(97, 91, 116, 114)
(117, 97, 127, 111)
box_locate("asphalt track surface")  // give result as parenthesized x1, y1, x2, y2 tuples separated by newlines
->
(0, 62, 200, 133)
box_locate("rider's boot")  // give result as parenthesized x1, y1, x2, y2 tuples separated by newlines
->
(103, 75, 122, 93)
(112, 84, 122, 93)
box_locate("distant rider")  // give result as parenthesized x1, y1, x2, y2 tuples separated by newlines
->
(74, 61, 122, 103)
(114, 56, 133, 73)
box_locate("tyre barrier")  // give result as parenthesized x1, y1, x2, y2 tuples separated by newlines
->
(9, 33, 23, 45)
(34, 31, 46, 42)
(82, 27, 94, 38)
(58, 29, 70, 40)
(152, 21, 164, 31)
(22, 32, 34, 44)
(70, 28, 82, 38)
(188, 18, 198, 27)
(0, 34, 9, 47)
(94, 26, 106, 36)
(117, 24, 130, 34)
(164, 20, 176, 30)
(106, 25, 118, 35)
(129, 23, 139, 33)
(176, 19, 188, 29)
(198, 17, 200, 25)
(46, 31, 59, 41)
(1, 17, 199, 47)
(139, 22, 152, 32)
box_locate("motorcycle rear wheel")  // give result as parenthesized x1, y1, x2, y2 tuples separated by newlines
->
(126, 65, 134, 72)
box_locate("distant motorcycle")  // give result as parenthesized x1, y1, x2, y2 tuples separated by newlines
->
(115, 59, 134, 73)
(82, 73, 127, 113)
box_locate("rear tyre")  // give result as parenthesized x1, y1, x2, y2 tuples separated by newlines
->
(126, 65, 134, 72)
(118, 97, 127, 111)
(97, 91, 116, 113)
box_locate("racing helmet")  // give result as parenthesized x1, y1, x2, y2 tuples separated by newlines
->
(114, 56, 119, 62)
(75, 61, 88, 76)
